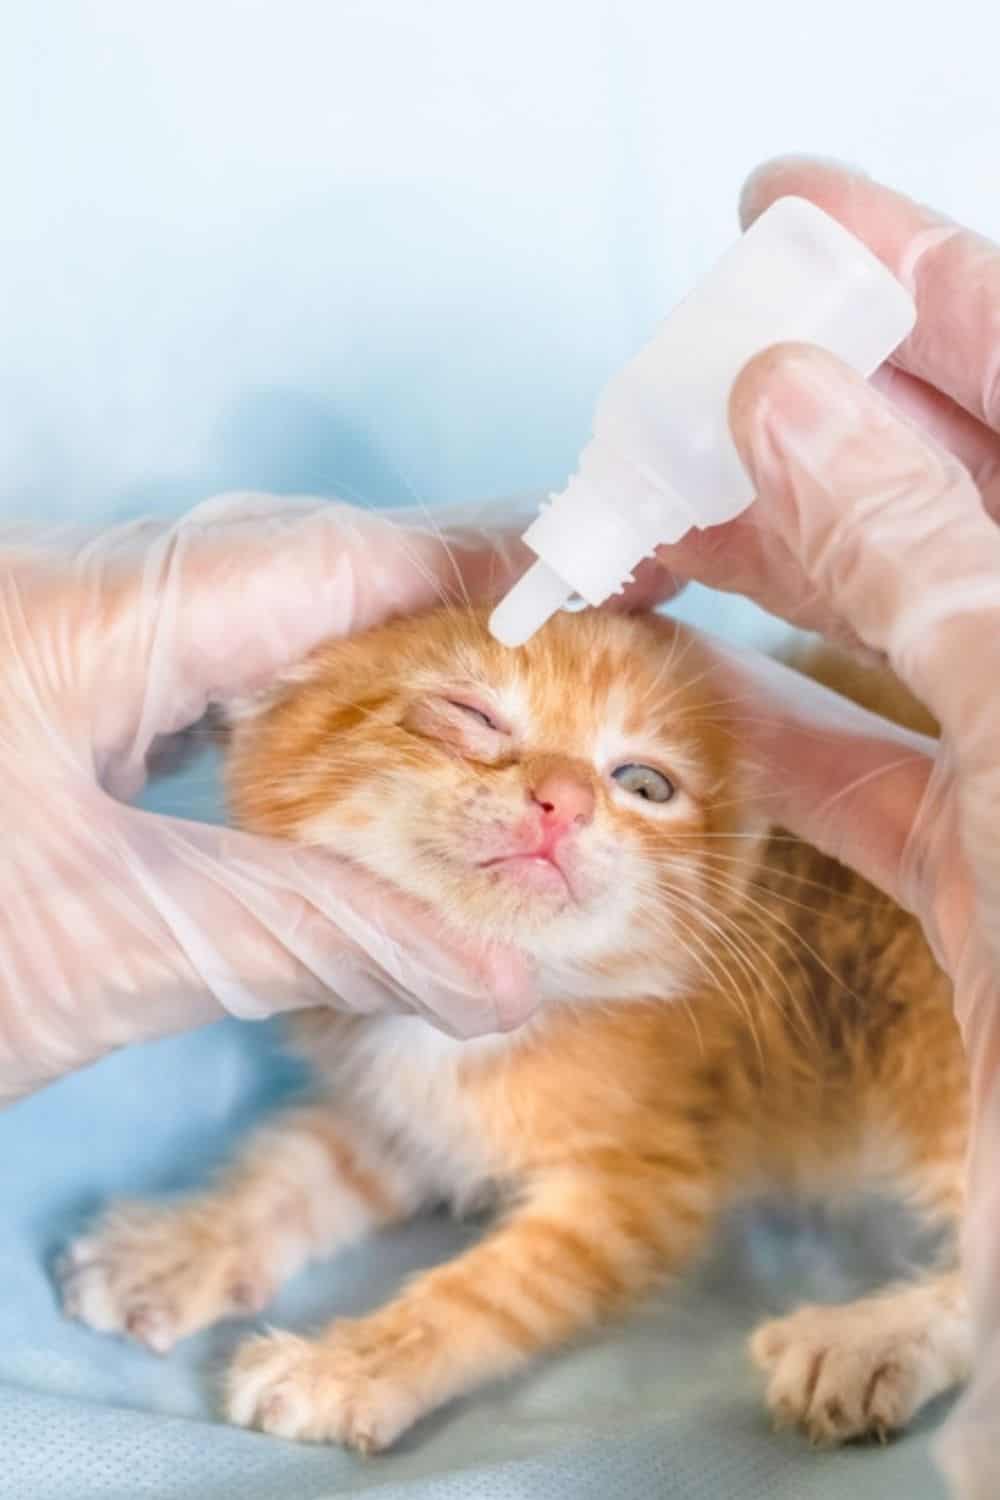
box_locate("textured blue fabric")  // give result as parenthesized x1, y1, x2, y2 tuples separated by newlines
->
(0, 991, 952, 1500)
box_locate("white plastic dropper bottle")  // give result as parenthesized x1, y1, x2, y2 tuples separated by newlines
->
(489, 197, 916, 648)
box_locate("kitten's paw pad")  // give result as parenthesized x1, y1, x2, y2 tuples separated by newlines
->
(750, 1301, 934, 1445)
(58, 1205, 275, 1351)
(225, 1321, 431, 1452)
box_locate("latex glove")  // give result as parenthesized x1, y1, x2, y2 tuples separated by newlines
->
(0, 492, 535, 1106)
(656, 158, 1000, 1497)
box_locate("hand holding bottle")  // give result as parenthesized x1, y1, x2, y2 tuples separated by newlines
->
(671, 157, 1000, 1500)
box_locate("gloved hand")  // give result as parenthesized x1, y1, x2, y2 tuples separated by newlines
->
(0, 492, 535, 1105)
(657, 157, 1000, 1498)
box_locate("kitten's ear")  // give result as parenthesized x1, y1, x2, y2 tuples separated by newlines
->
(216, 689, 272, 728)
(216, 656, 325, 728)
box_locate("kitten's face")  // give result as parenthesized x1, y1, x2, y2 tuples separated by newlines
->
(227, 608, 761, 1000)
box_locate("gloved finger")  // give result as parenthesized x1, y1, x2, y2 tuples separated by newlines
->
(114, 806, 537, 1036)
(0, 794, 536, 1103)
(730, 342, 1000, 973)
(706, 637, 936, 911)
(652, 374, 1000, 640)
(125, 492, 530, 701)
(872, 365, 1000, 520)
(654, 507, 864, 645)
(729, 344, 1000, 722)
(653, 166, 1000, 618)
(739, 155, 1000, 434)
(80, 493, 529, 789)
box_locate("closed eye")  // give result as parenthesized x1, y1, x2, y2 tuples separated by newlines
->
(401, 694, 511, 761)
(447, 700, 503, 733)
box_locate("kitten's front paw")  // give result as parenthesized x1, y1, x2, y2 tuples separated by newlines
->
(225, 1316, 434, 1452)
(750, 1298, 940, 1445)
(58, 1204, 276, 1353)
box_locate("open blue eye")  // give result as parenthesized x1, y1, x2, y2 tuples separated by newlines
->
(611, 763, 675, 804)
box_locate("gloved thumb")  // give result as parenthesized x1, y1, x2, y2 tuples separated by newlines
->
(728, 343, 1000, 731)
(75, 493, 527, 796)
(0, 789, 536, 1101)
(726, 342, 1000, 973)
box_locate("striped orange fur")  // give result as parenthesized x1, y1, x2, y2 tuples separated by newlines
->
(60, 608, 969, 1453)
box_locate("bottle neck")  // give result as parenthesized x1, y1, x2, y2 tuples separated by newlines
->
(521, 452, 696, 606)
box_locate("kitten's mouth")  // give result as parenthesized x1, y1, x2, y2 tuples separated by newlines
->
(479, 852, 574, 901)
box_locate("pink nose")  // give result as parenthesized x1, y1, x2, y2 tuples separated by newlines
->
(530, 771, 595, 828)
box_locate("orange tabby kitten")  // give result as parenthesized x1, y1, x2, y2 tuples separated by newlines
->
(59, 607, 969, 1453)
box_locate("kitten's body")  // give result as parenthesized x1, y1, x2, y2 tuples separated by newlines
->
(60, 608, 969, 1451)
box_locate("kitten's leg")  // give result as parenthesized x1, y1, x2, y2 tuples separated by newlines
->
(751, 1140, 969, 1444)
(753, 1003, 971, 1447)
(59, 1107, 418, 1354)
(225, 1163, 713, 1451)
(750, 1269, 969, 1444)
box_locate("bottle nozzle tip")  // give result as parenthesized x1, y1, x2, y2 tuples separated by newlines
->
(488, 560, 573, 647)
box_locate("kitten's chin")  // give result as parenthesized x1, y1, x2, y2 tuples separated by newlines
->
(341, 844, 590, 955)
(478, 854, 573, 902)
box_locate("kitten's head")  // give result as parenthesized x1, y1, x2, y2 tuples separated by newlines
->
(226, 607, 763, 1002)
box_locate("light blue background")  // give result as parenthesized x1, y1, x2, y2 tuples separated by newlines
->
(1, 4, 996, 1497)
(3, 2, 998, 525)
